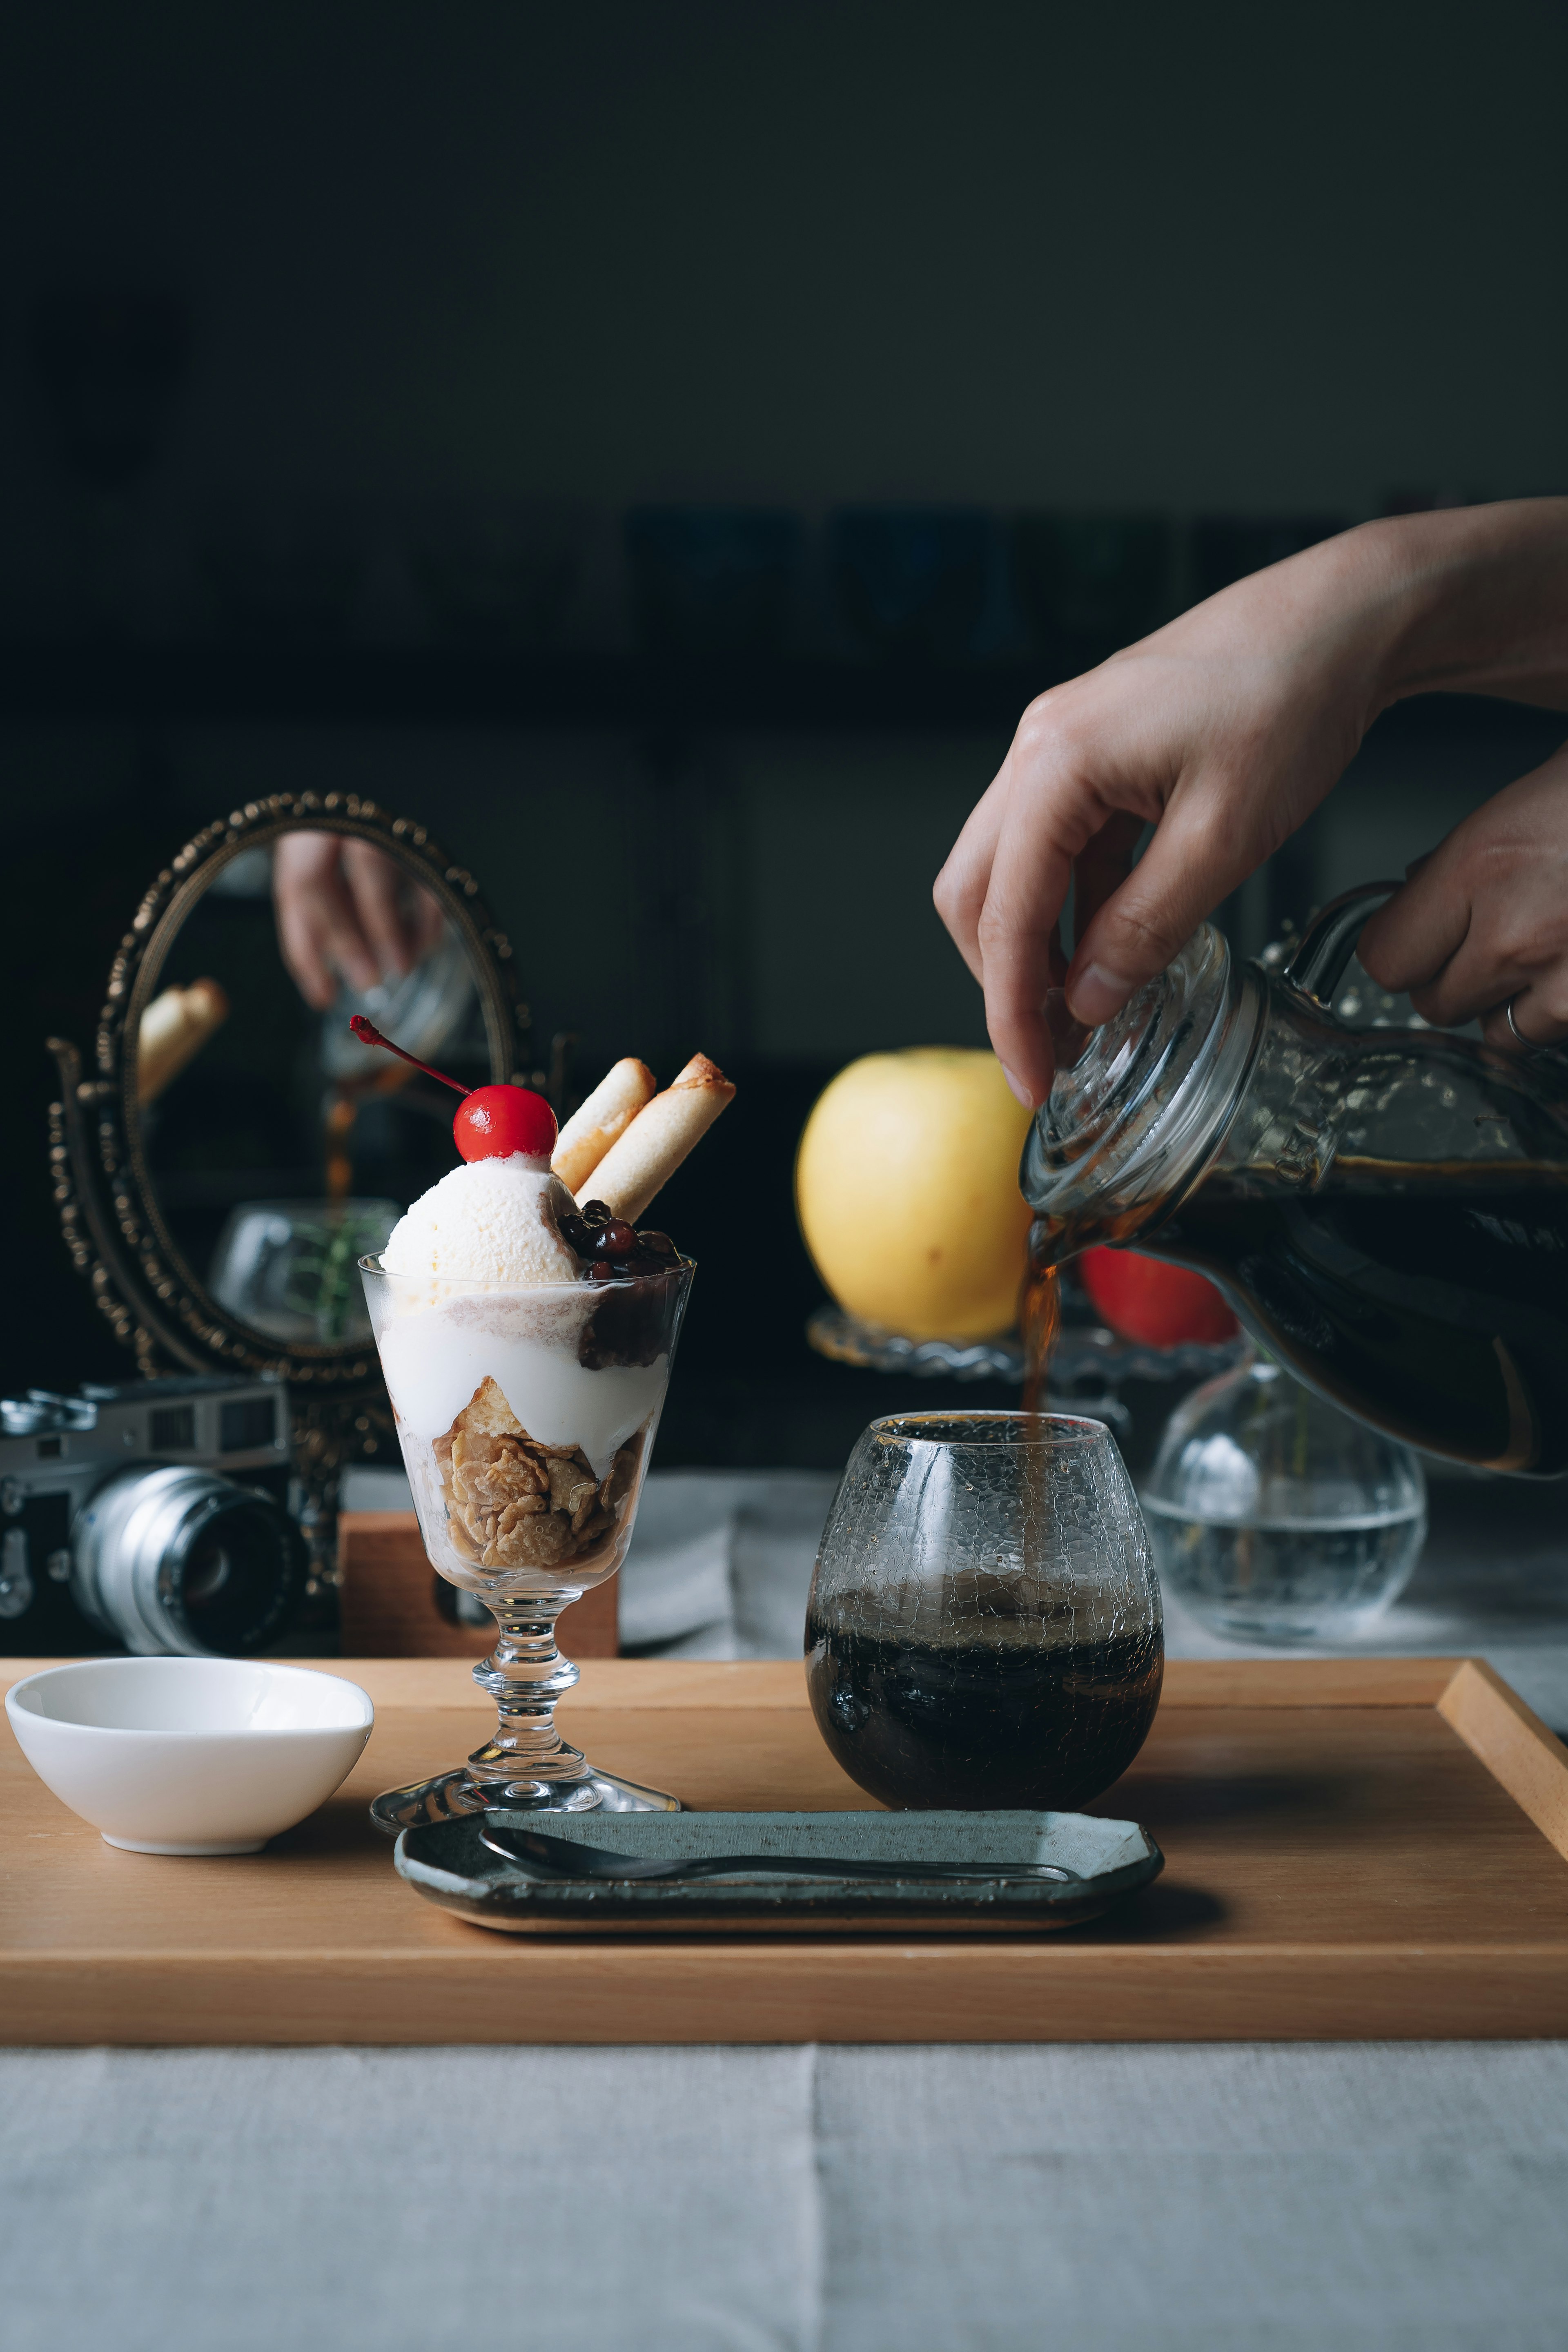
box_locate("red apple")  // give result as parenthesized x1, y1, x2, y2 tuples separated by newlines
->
(1078, 1246, 1238, 1348)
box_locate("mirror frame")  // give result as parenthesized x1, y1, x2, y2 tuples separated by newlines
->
(48, 789, 529, 1387)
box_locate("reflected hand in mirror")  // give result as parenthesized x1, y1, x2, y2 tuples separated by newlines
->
(130, 819, 489, 1358)
(273, 832, 445, 1010)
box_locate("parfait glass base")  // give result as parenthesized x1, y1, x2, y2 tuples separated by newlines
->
(370, 1763, 682, 1836)
(367, 1583, 683, 1836)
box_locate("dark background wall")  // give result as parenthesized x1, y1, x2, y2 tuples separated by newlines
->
(3, 1, 1565, 1438)
(3, 3, 1564, 516)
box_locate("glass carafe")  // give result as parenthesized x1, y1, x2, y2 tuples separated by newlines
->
(1023, 885, 1568, 1475)
(1142, 1348, 1428, 1641)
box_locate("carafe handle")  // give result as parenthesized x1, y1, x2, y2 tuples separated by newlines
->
(1280, 881, 1403, 1008)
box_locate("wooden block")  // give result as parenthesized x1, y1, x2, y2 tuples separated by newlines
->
(336, 1512, 618, 1658)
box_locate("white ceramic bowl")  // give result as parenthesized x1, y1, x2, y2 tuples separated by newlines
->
(4, 1658, 374, 1854)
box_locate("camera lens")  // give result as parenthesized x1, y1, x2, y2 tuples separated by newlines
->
(73, 1465, 304, 1656)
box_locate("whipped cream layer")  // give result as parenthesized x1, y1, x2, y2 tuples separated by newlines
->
(374, 1288, 665, 1481)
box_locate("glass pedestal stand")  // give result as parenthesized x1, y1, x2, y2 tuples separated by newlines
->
(805, 1301, 1244, 1435)
(369, 1586, 680, 1835)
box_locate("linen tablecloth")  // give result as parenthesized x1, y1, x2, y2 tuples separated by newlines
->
(4, 2042, 1566, 2350)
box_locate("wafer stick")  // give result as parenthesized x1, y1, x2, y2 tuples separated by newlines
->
(551, 1057, 657, 1193)
(579, 1052, 735, 1224)
(137, 978, 231, 1106)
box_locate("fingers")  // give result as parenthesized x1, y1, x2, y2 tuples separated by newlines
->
(272, 831, 381, 1009)
(975, 816, 1077, 1107)
(274, 834, 350, 1009)
(1071, 811, 1145, 943)
(935, 711, 1084, 1104)
(1480, 980, 1568, 1054)
(1064, 787, 1265, 1023)
(934, 765, 1010, 988)
(947, 681, 1185, 1104)
(1356, 857, 1472, 1002)
(274, 833, 448, 1015)
(934, 600, 1376, 1097)
(1361, 747, 1568, 1039)
(940, 713, 1221, 1099)
(410, 882, 446, 962)
(343, 839, 422, 982)
(274, 896, 338, 1011)
(1410, 925, 1568, 1037)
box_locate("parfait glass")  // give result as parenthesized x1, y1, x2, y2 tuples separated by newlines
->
(360, 1255, 693, 1829)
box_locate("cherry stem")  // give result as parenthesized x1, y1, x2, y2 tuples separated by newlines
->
(348, 1014, 470, 1097)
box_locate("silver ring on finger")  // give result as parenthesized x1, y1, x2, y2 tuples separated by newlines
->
(1505, 997, 1530, 1049)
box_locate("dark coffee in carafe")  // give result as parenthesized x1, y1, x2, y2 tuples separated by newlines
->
(1022, 891, 1568, 1474)
(1138, 1159, 1568, 1474)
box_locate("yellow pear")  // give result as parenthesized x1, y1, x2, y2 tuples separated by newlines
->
(795, 1048, 1034, 1342)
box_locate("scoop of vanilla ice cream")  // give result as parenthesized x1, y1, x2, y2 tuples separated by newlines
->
(381, 1153, 582, 1288)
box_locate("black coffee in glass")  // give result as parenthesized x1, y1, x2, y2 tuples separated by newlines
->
(806, 1616, 1162, 1811)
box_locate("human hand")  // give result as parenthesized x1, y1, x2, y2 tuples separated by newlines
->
(933, 532, 1388, 1105)
(272, 832, 445, 1012)
(935, 501, 1568, 1107)
(1358, 742, 1568, 1052)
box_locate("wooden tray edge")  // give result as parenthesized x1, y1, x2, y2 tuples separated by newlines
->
(1437, 1657, 1568, 1861)
(6, 1944, 1568, 2046)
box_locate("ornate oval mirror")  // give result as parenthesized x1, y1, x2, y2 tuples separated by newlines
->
(48, 791, 531, 1402)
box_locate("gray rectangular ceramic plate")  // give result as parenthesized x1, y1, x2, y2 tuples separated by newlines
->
(394, 1810, 1163, 1935)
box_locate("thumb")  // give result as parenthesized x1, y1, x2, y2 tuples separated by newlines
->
(1065, 802, 1257, 1024)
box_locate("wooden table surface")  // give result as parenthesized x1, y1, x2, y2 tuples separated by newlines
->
(4, 1655, 1567, 2043)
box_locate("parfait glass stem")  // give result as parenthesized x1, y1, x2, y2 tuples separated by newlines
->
(466, 1590, 590, 1793)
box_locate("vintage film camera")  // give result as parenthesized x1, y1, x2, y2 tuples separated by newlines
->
(0, 1376, 304, 1656)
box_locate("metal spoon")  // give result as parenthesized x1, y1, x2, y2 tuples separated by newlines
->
(479, 1818, 1080, 1884)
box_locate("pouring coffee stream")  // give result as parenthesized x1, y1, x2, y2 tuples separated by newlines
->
(1020, 886, 1568, 1475)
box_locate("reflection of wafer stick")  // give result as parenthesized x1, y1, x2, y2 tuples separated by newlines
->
(579, 1052, 735, 1224)
(551, 1057, 657, 1193)
(137, 979, 230, 1105)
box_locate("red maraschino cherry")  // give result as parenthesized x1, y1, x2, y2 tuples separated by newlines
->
(349, 1015, 558, 1163)
(453, 1084, 557, 1162)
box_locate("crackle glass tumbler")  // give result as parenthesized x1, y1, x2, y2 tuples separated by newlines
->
(806, 1412, 1163, 1810)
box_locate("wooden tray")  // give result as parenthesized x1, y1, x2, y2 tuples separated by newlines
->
(3, 1655, 1567, 2044)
